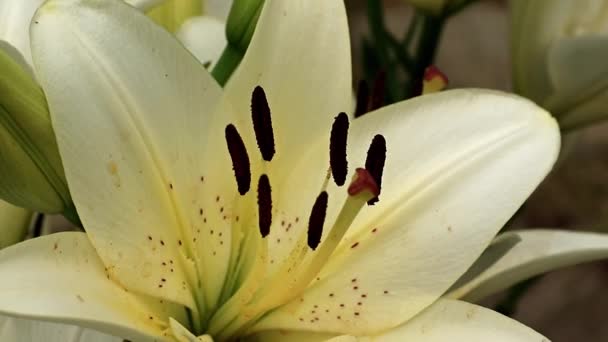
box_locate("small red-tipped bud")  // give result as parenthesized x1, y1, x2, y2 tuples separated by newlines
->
(422, 65, 448, 95)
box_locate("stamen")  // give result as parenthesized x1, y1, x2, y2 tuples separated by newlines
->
(251, 86, 276, 161)
(348, 168, 380, 197)
(354, 80, 369, 118)
(225, 124, 251, 195)
(370, 71, 386, 112)
(257, 174, 272, 237)
(365, 134, 387, 205)
(307, 191, 329, 250)
(329, 113, 349, 186)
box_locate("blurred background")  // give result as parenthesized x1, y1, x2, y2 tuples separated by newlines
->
(345, 0, 608, 340)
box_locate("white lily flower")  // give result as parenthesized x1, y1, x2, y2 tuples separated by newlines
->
(512, 0, 608, 130)
(0, 0, 560, 341)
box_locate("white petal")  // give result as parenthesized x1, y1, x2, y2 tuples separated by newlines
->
(0, 233, 187, 341)
(359, 299, 547, 341)
(125, 0, 164, 11)
(0, 0, 154, 69)
(0, 200, 32, 249)
(251, 89, 560, 335)
(217, 0, 353, 281)
(447, 229, 608, 302)
(178, 16, 227, 69)
(0, 316, 122, 342)
(31, 0, 234, 308)
(253, 300, 547, 342)
(223, 0, 353, 166)
(0, 0, 44, 68)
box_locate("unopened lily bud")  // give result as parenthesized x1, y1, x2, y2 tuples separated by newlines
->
(0, 199, 31, 249)
(226, 0, 264, 53)
(148, 0, 203, 33)
(422, 65, 449, 94)
(512, 0, 608, 130)
(0, 48, 71, 214)
(405, 0, 471, 16)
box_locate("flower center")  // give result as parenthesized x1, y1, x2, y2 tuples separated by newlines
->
(184, 86, 386, 341)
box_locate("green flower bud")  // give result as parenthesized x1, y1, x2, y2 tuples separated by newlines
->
(0, 199, 31, 249)
(0, 47, 72, 215)
(512, 0, 608, 131)
(226, 0, 264, 53)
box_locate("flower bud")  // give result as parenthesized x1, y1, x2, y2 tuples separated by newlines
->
(512, 0, 608, 130)
(0, 47, 72, 214)
(0, 200, 31, 249)
(226, 0, 264, 53)
(148, 0, 203, 33)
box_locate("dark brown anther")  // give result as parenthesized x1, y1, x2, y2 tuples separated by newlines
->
(257, 174, 272, 238)
(365, 134, 386, 205)
(307, 191, 329, 250)
(369, 71, 386, 112)
(225, 124, 251, 195)
(251, 86, 276, 161)
(330, 112, 349, 186)
(354, 80, 369, 118)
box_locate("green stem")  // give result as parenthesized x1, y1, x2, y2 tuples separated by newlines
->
(211, 45, 244, 87)
(413, 12, 444, 78)
(365, 0, 402, 103)
(404, 11, 446, 98)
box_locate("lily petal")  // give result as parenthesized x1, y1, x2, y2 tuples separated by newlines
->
(447, 229, 608, 302)
(31, 0, 232, 308)
(223, 0, 353, 166)
(356, 299, 547, 341)
(251, 89, 560, 335)
(0, 232, 187, 341)
(0, 316, 121, 342)
(0, 0, 44, 68)
(178, 16, 227, 69)
(125, 0, 164, 11)
(0, 0, 156, 70)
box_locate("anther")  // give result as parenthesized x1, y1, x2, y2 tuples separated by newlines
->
(354, 80, 369, 118)
(225, 124, 251, 195)
(251, 86, 276, 161)
(307, 191, 329, 250)
(365, 134, 386, 205)
(330, 112, 349, 186)
(257, 174, 272, 238)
